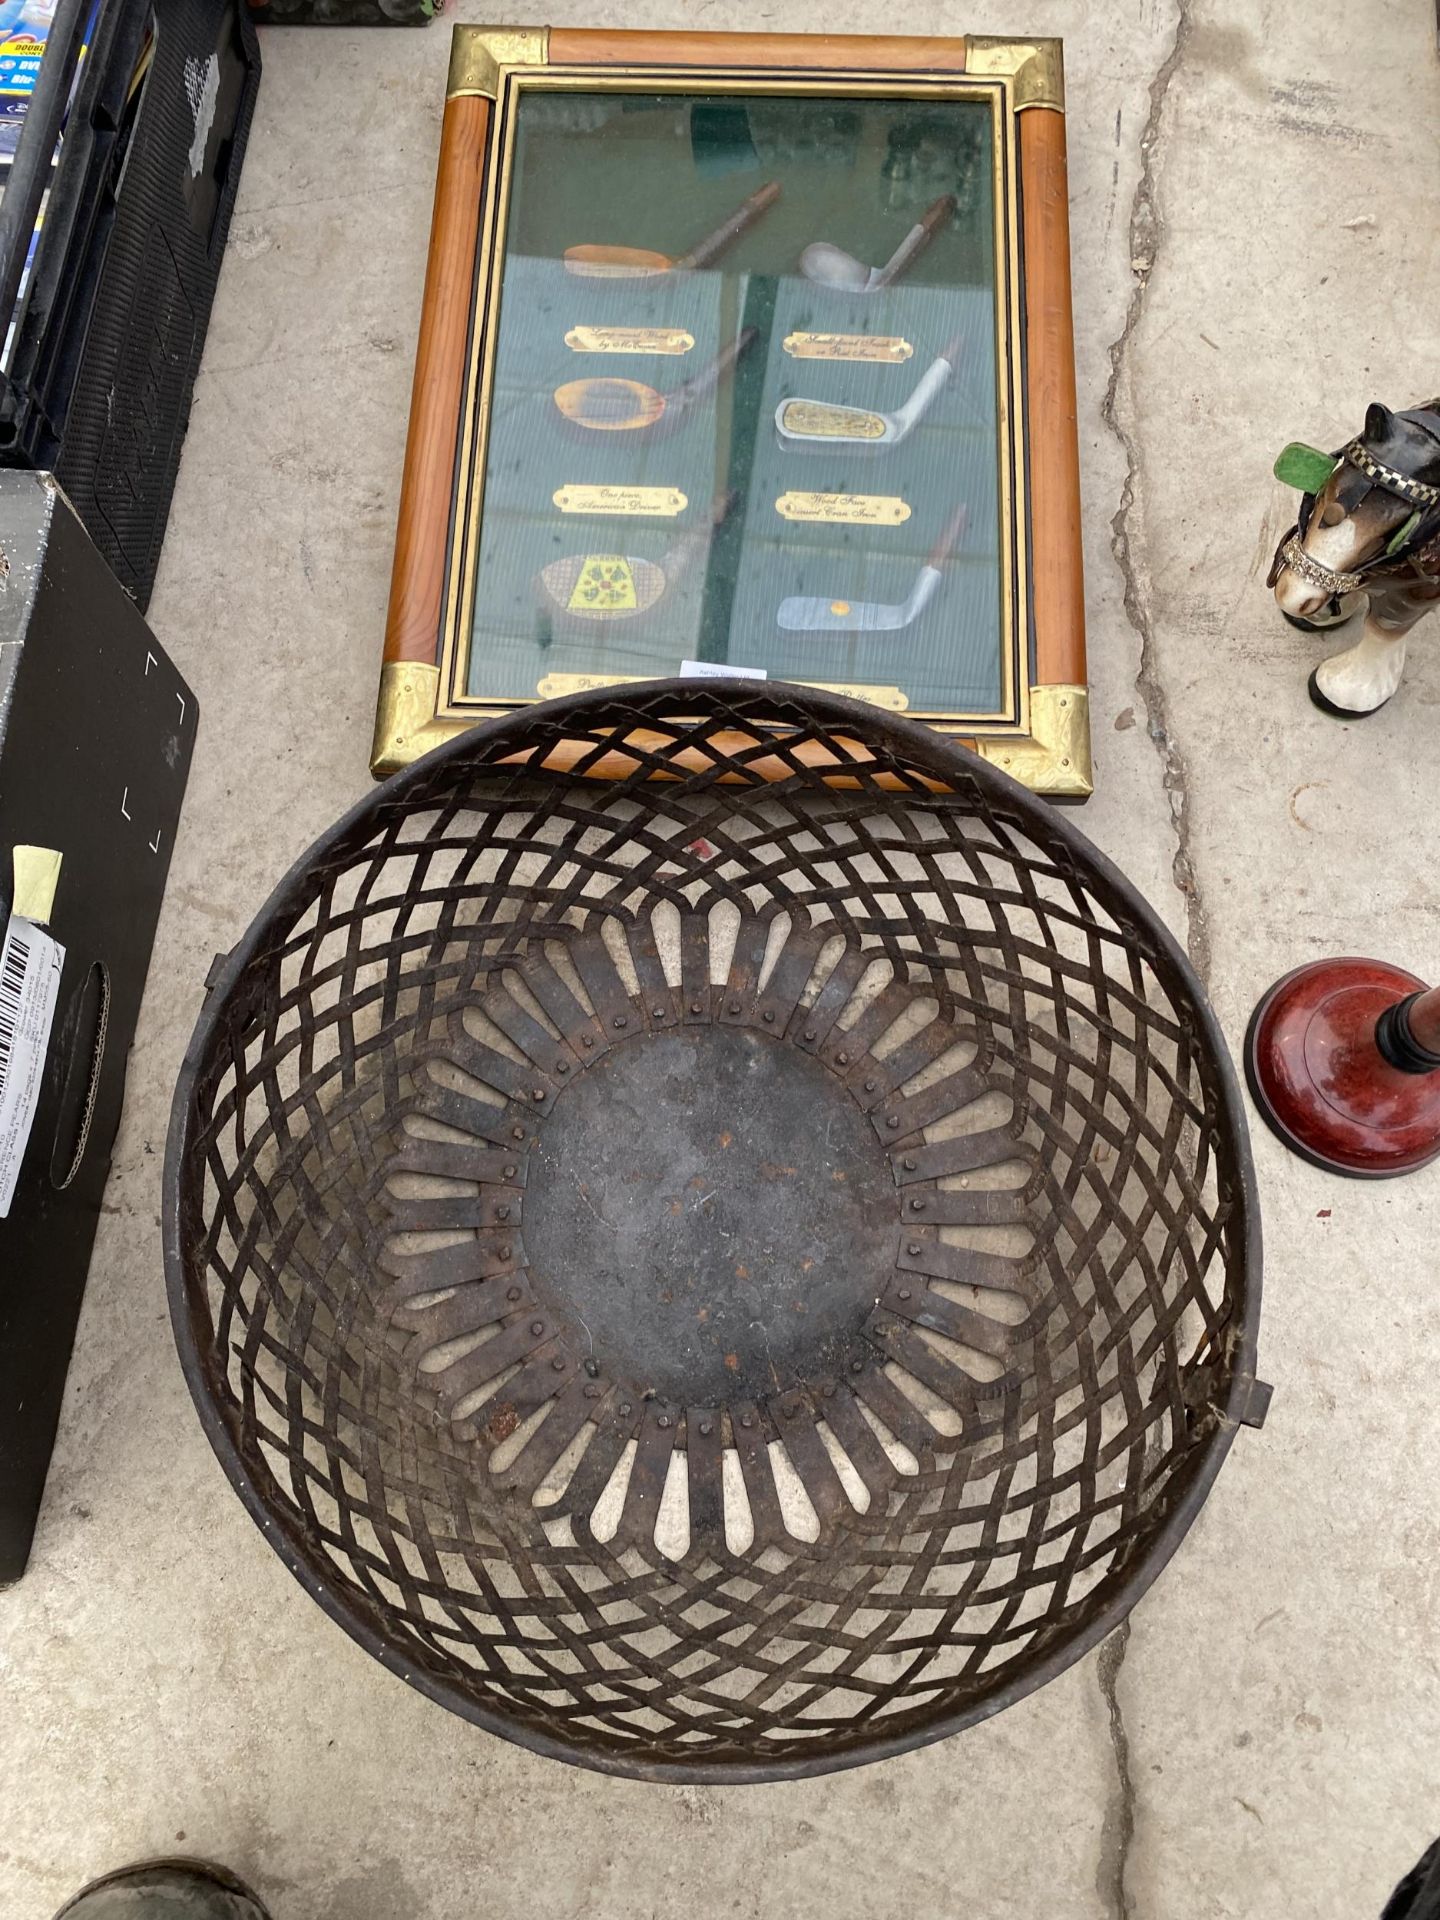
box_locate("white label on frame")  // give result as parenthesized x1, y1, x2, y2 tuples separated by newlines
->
(679, 661, 768, 681)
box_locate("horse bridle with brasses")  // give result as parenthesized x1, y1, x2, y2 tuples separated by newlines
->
(1270, 424, 1440, 602)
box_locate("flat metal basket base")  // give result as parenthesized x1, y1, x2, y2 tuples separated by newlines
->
(529, 1021, 897, 1410)
(383, 917, 1032, 1557)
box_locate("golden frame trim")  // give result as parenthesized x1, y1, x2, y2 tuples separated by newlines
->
(975, 685, 1091, 796)
(533, 670, 910, 711)
(439, 60, 1029, 741)
(371, 664, 1092, 795)
(372, 661, 466, 773)
(447, 24, 550, 100)
(964, 36, 1064, 113)
(376, 29, 1090, 801)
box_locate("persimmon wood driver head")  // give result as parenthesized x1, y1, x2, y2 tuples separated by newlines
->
(564, 184, 781, 279)
(535, 493, 736, 622)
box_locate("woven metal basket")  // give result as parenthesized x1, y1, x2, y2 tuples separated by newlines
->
(165, 681, 1265, 1781)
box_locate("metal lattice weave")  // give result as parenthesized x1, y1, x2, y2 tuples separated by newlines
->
(165, 681, 1263, 1781)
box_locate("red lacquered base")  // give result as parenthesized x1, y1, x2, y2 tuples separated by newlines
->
(1245, 959, 1440, 1178)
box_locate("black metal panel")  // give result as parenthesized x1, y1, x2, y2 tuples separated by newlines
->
(0, 474, 195, 1583)
(0, 0, 260, 607)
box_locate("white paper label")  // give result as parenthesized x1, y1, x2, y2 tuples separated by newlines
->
(0, 915, 64, 1217)
(184, 52, 220, 179)
(679, 660, 767, 681)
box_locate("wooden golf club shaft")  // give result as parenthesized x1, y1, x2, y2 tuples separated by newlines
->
(928, 505, 968, 569)
(676, 182, 781, 269)
(660, 488, 738, 581)
(873, 193, 955, 288)
(667, 327, 758, 414)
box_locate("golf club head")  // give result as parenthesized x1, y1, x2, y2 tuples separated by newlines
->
(562, 246, 674, 280)
(566, 185, 780, 281)
(798, 196, 955, 293)
(776, 567, 940, 634)
(774, 395, 895, 451)
(536, 551, 668, 619)
(555, 328, 757, 437)
(554, 377, 667, 432)
(535, 489, 734, 624)
(797, 240, 877, 291)
(776, 593, 896, 632)
(775, 351, 953, 453)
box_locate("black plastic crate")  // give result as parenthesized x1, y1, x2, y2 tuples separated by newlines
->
(0, 0, 260, 607)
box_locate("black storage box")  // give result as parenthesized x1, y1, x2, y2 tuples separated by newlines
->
(0, 0, 260, 608)
(0, 471, 195, 1583)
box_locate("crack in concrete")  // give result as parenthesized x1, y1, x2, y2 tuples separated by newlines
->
(1100, 0, 1208, 980)
(1094, 10, 1194, 1918)
(1097, 1620, 1137, 1919)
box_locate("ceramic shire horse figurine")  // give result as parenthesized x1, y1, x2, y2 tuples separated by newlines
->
(1269, 400, 1440, 716)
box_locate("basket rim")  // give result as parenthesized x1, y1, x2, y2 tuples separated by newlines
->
(162, 676, 1264, 1783)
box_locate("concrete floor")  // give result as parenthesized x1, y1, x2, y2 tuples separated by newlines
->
(4, 2, 1440, 1915)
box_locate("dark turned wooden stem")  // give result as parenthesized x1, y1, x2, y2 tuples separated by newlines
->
(1247, 957, 1440, 1175)
(1406, 983, 1440, 1056)
(1376, 979, 1440, 1074)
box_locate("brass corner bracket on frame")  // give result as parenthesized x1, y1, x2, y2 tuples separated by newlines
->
(448, 25, 550, 100)
(962, 37, 1065, 112)
(974, 686, 1091, 798)
(372, 661, 464, 775)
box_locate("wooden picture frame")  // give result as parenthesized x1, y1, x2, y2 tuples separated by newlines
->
(372, 26, 1090, 798)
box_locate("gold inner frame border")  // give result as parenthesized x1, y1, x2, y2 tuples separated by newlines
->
(434, 61, 1031, 739)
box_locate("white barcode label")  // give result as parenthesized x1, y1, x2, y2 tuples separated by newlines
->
(0, 914, 65, 1218)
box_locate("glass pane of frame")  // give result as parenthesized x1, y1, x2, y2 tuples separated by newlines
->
(445, 77, 1024, 726)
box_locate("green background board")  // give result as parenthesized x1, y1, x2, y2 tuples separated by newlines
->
(466, 88, 1009, 715)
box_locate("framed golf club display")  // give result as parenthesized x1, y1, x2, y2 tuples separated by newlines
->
(374, 26, 1090, 797)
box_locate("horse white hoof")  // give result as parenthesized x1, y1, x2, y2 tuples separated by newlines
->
(1309, 621, 1409, 718)
(1308, 668, 1390, 719)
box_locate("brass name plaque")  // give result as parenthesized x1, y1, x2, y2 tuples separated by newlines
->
(553, 485, 689, 518)
(783, 332, 913, 363)
(537, 671, 909, 713)
(536, 672, 640, 698)
(565, 326, 695, 356)
(776, 491, 911, 527)
(804, 681, 909, 710)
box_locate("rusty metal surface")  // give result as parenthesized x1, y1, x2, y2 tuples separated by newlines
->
(164, 679, 1264, 1782)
